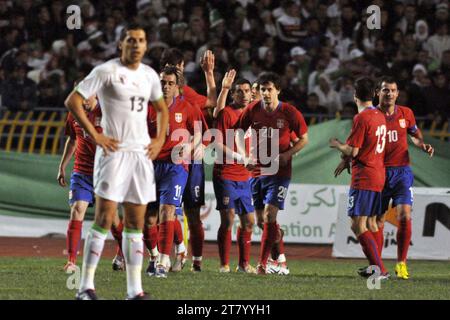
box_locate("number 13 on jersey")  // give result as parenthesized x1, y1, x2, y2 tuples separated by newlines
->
(375, 125, 387, 154)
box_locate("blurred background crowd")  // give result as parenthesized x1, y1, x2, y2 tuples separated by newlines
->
(0, 0, 449, 124)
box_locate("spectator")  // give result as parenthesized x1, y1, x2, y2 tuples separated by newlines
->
(313, 73, 342, 115)
(440, 49, 450, 75)
(423, 70, 450, 124)
(338, 77, 355, 107)
(289, 46, 310, 87)
(414, 20, 429, 45)
(1, 64, 37, 111)
(302, 92, 328, 115)
(424, 23, 450, 63)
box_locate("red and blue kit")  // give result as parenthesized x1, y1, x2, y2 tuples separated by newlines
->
(346, 106, 386, 216)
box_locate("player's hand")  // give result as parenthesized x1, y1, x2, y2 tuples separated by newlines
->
(193, 143, 206, 162)
(329, 137, 342, 149)
(200, 50, 215, 73)
(147, 137, 164, 160)
(422, 143, 434, 157)
(334, 159, 351, 178)
(222, 69, 236, 90)
(94, 133, 119, 155)
(57, 168, 67, 187)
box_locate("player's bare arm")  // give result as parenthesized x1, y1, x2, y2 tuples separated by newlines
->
(65, 91, 119, 155)
(410, 130, 434, 157)
(279, 133, 309, 166)
(213, 69, 236, 118)
(200, 50, 217, 109)
(329, 137, 358, 157)
(57, 137, 76, 187)
(147, 96, 169, 160)
(334, 154, 351, 177)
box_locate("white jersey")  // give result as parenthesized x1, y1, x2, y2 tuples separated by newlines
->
(76, 58, 162, 151)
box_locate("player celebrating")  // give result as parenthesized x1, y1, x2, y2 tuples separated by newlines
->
(160, 48, 215, 272)
(144, 66, 206, 278)
(235, 72, 309, 275)
(57, 95, 125, 273)
(329, 77, 389, 279)
(213, 70, 257, 273)
(65, 24, 169, 300)
(375, 77, 434, 279)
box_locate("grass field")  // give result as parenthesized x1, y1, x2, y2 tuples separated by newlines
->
(0, 257, 449, 300)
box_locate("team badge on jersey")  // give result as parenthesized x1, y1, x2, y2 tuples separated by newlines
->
(222, 196, 230, 205)
(399, 119, 406, 128)
(95, 117, 101, 126)
(175, 113, 183, 123)
(277, 119, 284, 129)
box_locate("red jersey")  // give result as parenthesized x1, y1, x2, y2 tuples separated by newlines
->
(213, 105, 250, 181)
(65, 107, 102, 176)
(148, 96, 207, 162)
(346, 107, 386, 192)
(381, 105, 418, 167)
(183, 85, 213, 127)
(235, 100, 308, 178)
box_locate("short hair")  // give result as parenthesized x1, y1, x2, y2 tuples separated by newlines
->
(377, 76, 397, 90)
(119, 23, 146, 41)
(231, 78, 251, 93)
(257, 72, 281, 90)
(354, 77, 375, 101)
(160, 48, 184, 69)
(160, 66, 180, 85)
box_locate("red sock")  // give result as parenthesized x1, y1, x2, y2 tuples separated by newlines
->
(143, 225, 158, 253)
(110, 220, 124, 257)
(397, 219, 412, 262)
(259, 222, 278, 267)
(174, 219, 183, 246)
(67, 220, 83, 263)
(217, 225, 231, 266)
(158, 221, 174, 256)
(358, 231, 386, 274)
(189, 223, 204, 260)
(371, 229, 383, 257)
(238, 228, 252, 267)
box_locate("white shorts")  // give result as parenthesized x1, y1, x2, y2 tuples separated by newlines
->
(93, 149, 156, 204)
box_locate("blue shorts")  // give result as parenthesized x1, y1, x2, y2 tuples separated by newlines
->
(347, 188, 382, 217)
(182, 163, 205, 209)
(69, 172, 94, 206)
(381, 166, 414, 213)
(250, 176, 290, 210)
(213, 177, 255, 215)
(148, 162, 188, 209)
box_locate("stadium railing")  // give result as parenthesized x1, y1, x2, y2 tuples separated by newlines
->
(0, 108, 448, 155)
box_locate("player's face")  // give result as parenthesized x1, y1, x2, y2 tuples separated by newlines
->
(259, 82, 280, 106)
(378, 82, 399, 107)
(251, 83, 260, 101)
(160, 73, 178, 100)
(232, 83, 251, 107)
(119, 29, 147, 64)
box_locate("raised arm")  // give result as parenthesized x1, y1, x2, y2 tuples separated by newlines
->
(200, 50, 217, 109)
(213, 69, 236, 119)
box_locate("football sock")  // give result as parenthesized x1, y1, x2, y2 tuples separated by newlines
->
(238, 227, 252, 267)
(217, 225, 231, 266)
(358, 231, 387, 274)
(259, 222, 278, 267)
(67, 220, 83, 263)
(158, 221, 174, 256)
(371, 229, 383, 257)
(122, 228, 144, 298)
(79, 224, 107, 291)
(397, 219, 412, 263)
(189, 223, 204, 264)
(143, 224, 158, 254)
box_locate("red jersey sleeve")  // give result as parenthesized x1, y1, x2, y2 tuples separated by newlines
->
(235, 105, 253, 131)
(289, 108, 308, 137)
(406, 108, 419, 135)
(346, 114, 366, 148)
(64, 114, 76, 140)
(183, 85, 208, 109)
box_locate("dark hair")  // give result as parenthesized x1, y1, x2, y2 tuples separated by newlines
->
(160, 48, 184, 69)
(354, 77, 375, 101)
(119, 23, 146, 41)
(231, 78, 251, 93)
(377, 76, 397, 90)
(257, 72, 281, 90)
(160, 65, 180, 85)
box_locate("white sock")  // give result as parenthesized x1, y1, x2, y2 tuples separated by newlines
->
(159, 253, 171, 268)
(150, 246, 159, 258)
(123, 229, 144, 298)
(278, 254, 286, 263)
(79, 226, 107, 292)
(176, 242, 186, 254)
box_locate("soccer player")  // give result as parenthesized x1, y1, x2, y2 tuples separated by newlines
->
(213, 70, 257, 273)
(144, 66, 206, 277)
(375, 77, 434, 279)
(329, 77, 389, 279)
(234, 72, 309, 275)
(160, 48, 215, 272)
(65, 24, 169, 300)
(58, 95, 125, 273)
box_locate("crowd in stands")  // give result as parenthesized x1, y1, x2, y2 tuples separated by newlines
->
(0, 0, 449, 124)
